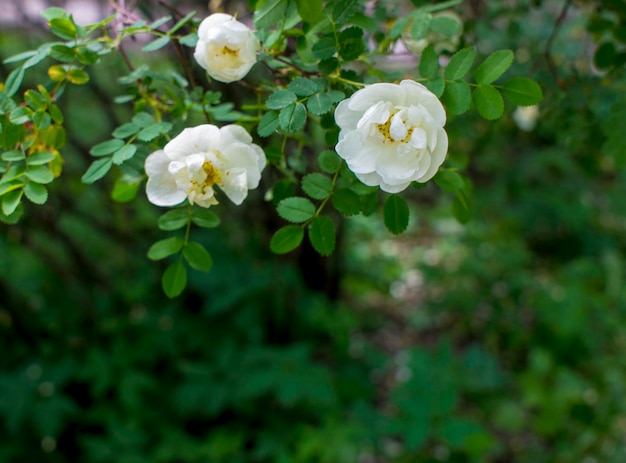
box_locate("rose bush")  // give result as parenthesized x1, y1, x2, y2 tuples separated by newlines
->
(145, 124, 266, 208)
(193, 13, 260, 83)
(334, 80, 448, 193)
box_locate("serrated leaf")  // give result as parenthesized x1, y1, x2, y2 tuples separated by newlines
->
(308, 215, 335, 256)
(474, 49, 514, 84)
(112, 122, 141, 139)
(258, 111, 280, 137)
(2, 189, 22, 216)
(332, 187, 361, 215)
(277, 196, 316, 223)
(25, 166, 54, 184)
(296, 0, 323, 24)
(307, 92, 333, 115)
(4, 67, 25, 97)
(254, 0, 288, 28)
(425, 77, 445, 97)
(302, 173, 333, 200)
(112, 144, 137, 165)
(279, 103, 306, 132)
(81, 158, 113, 184)
(270, 225, 304, 254)
(158, 208, 190, 231)
(90, 139, 125, 156)
(267, 90, 297, 110)
(443, 80, 471, 115)
(445, 48, 475, 80)
(429, 15, 461, 37)
(162, 261, 187, 298)
(288, 77, 320, 97)
(332, 0, 358, 24)
(312, 38, 337, 60)
(473, 84, 504, 120)
(339, 26, 364, 60)
(318, 150, 341, 173)
(419, 46, 438, 78)
(142, 36, 171, 52)
(137, 122, 172, 142)
(148, 236, 184, 260)
(501, 77, 543, 106)
(183, 241, 213, 272)
(383, 194, 409, 235)
(24, 182, 48, 204)
(191, 208, 221, 228)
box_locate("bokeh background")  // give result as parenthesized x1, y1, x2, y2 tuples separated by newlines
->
(2, 0, 626, 462)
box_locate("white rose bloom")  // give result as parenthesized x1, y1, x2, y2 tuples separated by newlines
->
(145, 124, 266, 208)
(512, 105, 539, 132)
(193, 13, 260, 83)
(334, 80, 448, 193)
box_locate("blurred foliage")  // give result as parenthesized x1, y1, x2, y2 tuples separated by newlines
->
(2, 0, 626, 462)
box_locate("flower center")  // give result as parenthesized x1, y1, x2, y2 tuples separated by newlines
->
(221, 46, 239, 57)
(376, 111, 414, 144)
(202, 160, 221, 187)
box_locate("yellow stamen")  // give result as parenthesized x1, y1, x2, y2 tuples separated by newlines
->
(203, 161, 221, 186)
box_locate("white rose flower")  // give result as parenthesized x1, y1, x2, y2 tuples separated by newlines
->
(145, 124, 266, 208)
(512, 105, 539, 132)
(334, 80, 448, 193)
(193, 13, 260, 83)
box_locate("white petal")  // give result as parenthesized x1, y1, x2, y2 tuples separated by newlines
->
(356, 171, 383, 187)
(220, 168, 248, 205)
(389, 112, 407, 141)
(220, 124, 252, 145)
(348, 83, 405, 112)
(410, 128, 427, 149)
(145, 170, 186, 207)
(145, 150, 169, 176)
(400, 80, 446, 126)
(417, 128, 448, 182)
(334, 99, 362, 131)
(379, 179, 411, 193)
(165, 125, 220, 159)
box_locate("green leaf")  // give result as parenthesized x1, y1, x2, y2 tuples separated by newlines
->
(90, 139, 125, 156)
(0, 202, 23, 224)
(312, 38, 337, 60)
(434, 169, 464, 192)
(179, 33, 198, 47)
(81, 158, 113, 184)
(137, 122, 172, 142)
(47, 65, 66, 82)
(411, 12, 432, 40)
(67, 69, 90, 85)
(158, 208, 190, 231)
(288, 77, 319, 97)
(443, 80, 471, 115)
(49, 104, 63, 124)
(49, 17, 78, 40)
(112, 144, 137, 165)
(112, 122, 141, 139)
(425, 77, 445, 97)
(296, 0, 323, 24)
(9, 107, 32, 125)
(318, 150, 341, 173)
(445, 47, 476, 80)
(594, 42, 616, 69)
(501, 77, 543, 106)
(111, 177, 140, 203)
(277, 196, 316, 223)
(169, 10, 196, 34)
(25, 166, 54, 184)
(2, 189, 22, 216)
(302, 173, 333, 200)
(183, 241, 213, 272)
(49, 44, 76, 63)
(429, 15, 461, 37)
(41, 7, 69, 21)
(24, 182, 48, 204)
(339, 26, 365, 61)
(331, 187, 361, 215)
(132, 112, 155, 128)
(452, 190, 472, 223)
(308, 215, 335, 256)
(361, 191, 378, 216)
(258, 111, 280, 137)
(267, 90, 297, 110)
(419, 46, 438, 78)
(383, 194, 409, 235)
(332, 0, 358, 24)
(4, 67, 25, 97)
(142, 36, 171, 52)
(390, 15, 410, 39)
(307, 92, 333, 115)
(473, 49, 514, 84)
(473, 84, 504, 120)
(254, 0, 289, 28)
(76, 47, 99, 65)
(191, 208, 221, 228)
(2, 150, 25, 162)
(162, 261, 187, 298)
(270, 225, 304, 254)
(148, 236, 184, 260)
(148, 16, 172, 30)
(279, 103, 307, 132)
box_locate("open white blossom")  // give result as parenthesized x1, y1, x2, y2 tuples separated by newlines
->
(193, 13, 260, 83)
(512, 105, 539, 132)
(334, 80, 448, 193)
(145, 124, 266, 208)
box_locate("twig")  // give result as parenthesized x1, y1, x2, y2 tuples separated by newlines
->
(538, 0, 572, 84)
